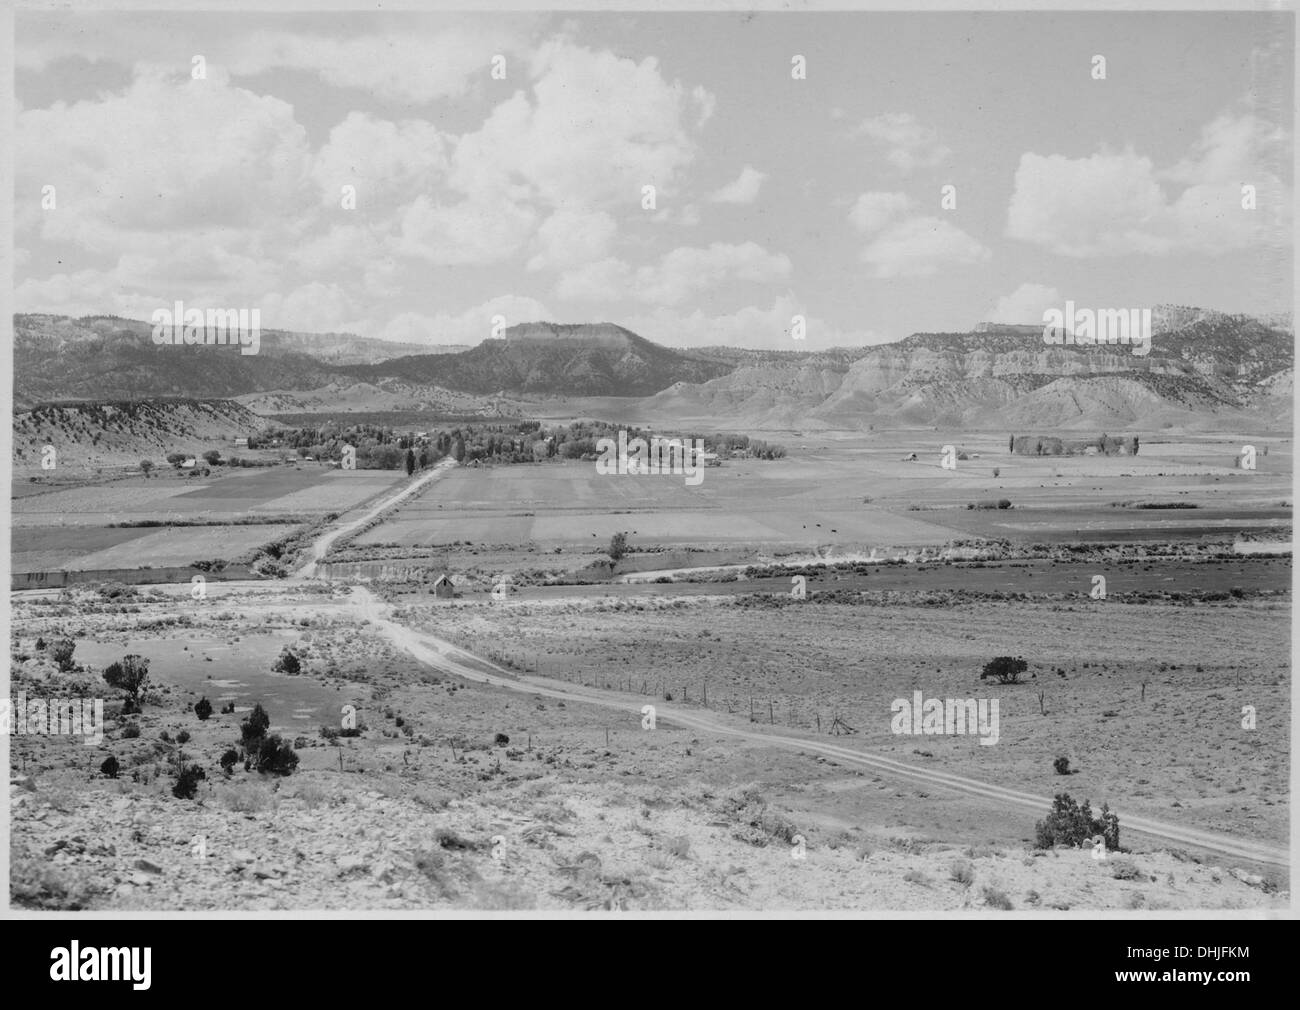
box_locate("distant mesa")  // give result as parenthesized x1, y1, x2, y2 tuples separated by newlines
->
(972, 322, 1044, 336)
(10, 306, 1292, 431)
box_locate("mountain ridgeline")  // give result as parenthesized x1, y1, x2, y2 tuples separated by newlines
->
(11, 308, 1293, 430)
(339, 322, 734, 396)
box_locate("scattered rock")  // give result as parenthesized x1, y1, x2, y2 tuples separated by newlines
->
(134, 858, 164, 874)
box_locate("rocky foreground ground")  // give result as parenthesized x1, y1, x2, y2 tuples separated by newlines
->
(11, 765, 1285, 912)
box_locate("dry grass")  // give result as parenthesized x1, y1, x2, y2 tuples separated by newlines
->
(949, 858, 975, 886)
(219, 781, 274, 814)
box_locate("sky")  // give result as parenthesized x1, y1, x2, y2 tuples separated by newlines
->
(13, 10, 1295, 350)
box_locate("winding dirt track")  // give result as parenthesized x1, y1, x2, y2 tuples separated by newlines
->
(284, 461, 1287, 871)
(348, 585, 1289, 870)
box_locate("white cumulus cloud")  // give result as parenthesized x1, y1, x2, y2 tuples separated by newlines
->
(848, 191, 916, 234)
(710, 166, 766, 204)
(1005, 111, 1289, 257)
(854, 113, 951, 174)
(860, 217, 989, 278)
(985, 283, 1061, 324)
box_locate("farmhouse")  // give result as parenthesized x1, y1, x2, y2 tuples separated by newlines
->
(432, 574, 455, 599)
(232, 436, 249, 449)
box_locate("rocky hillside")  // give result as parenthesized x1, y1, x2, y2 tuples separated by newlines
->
(236, 380, 522, 419)
(652, 310, 1292, 431)
(11, 315, 453, 409)
(13, 316, 337, 409)
(12, 398, 267, 473)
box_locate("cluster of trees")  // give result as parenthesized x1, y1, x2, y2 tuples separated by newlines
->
(1008, 433, 1140, 457)
(91, 647, 298, 798)
(163, 450, 222, 467)
(416, 421, 789, 466)
(731, 436, 786, 460)
(430, 421, 544, 464)
(151, 418, 790, 473)
(248, 422, 413, 451)
(249, 423, 438, 471)
(434, 421, 789, 464)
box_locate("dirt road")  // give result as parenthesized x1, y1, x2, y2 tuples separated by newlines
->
(295, 457, 458, 579)
(347, 585, 1288, 871)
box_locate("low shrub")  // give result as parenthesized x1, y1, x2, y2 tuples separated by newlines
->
(1034, 793, 1120, 851)
(980, 656, 1028, 685)
(1110, 857, 1143, 881)
(100, 756, 119, 779)
(253, 557, 288, 579)
(51, 638, 77, 673)
(255, 735, 299, 776)
(220, 782, 272, 813)
(435, 828, 480, 851)
(240, 703, 271, 753)
(273, 649, 301, 675)
(171, 764, 206, 800)
(194, 697, 213, 721)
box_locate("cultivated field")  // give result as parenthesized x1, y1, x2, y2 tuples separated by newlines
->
(351, 433, 1291, 554)
(10, 467, 402, 574)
